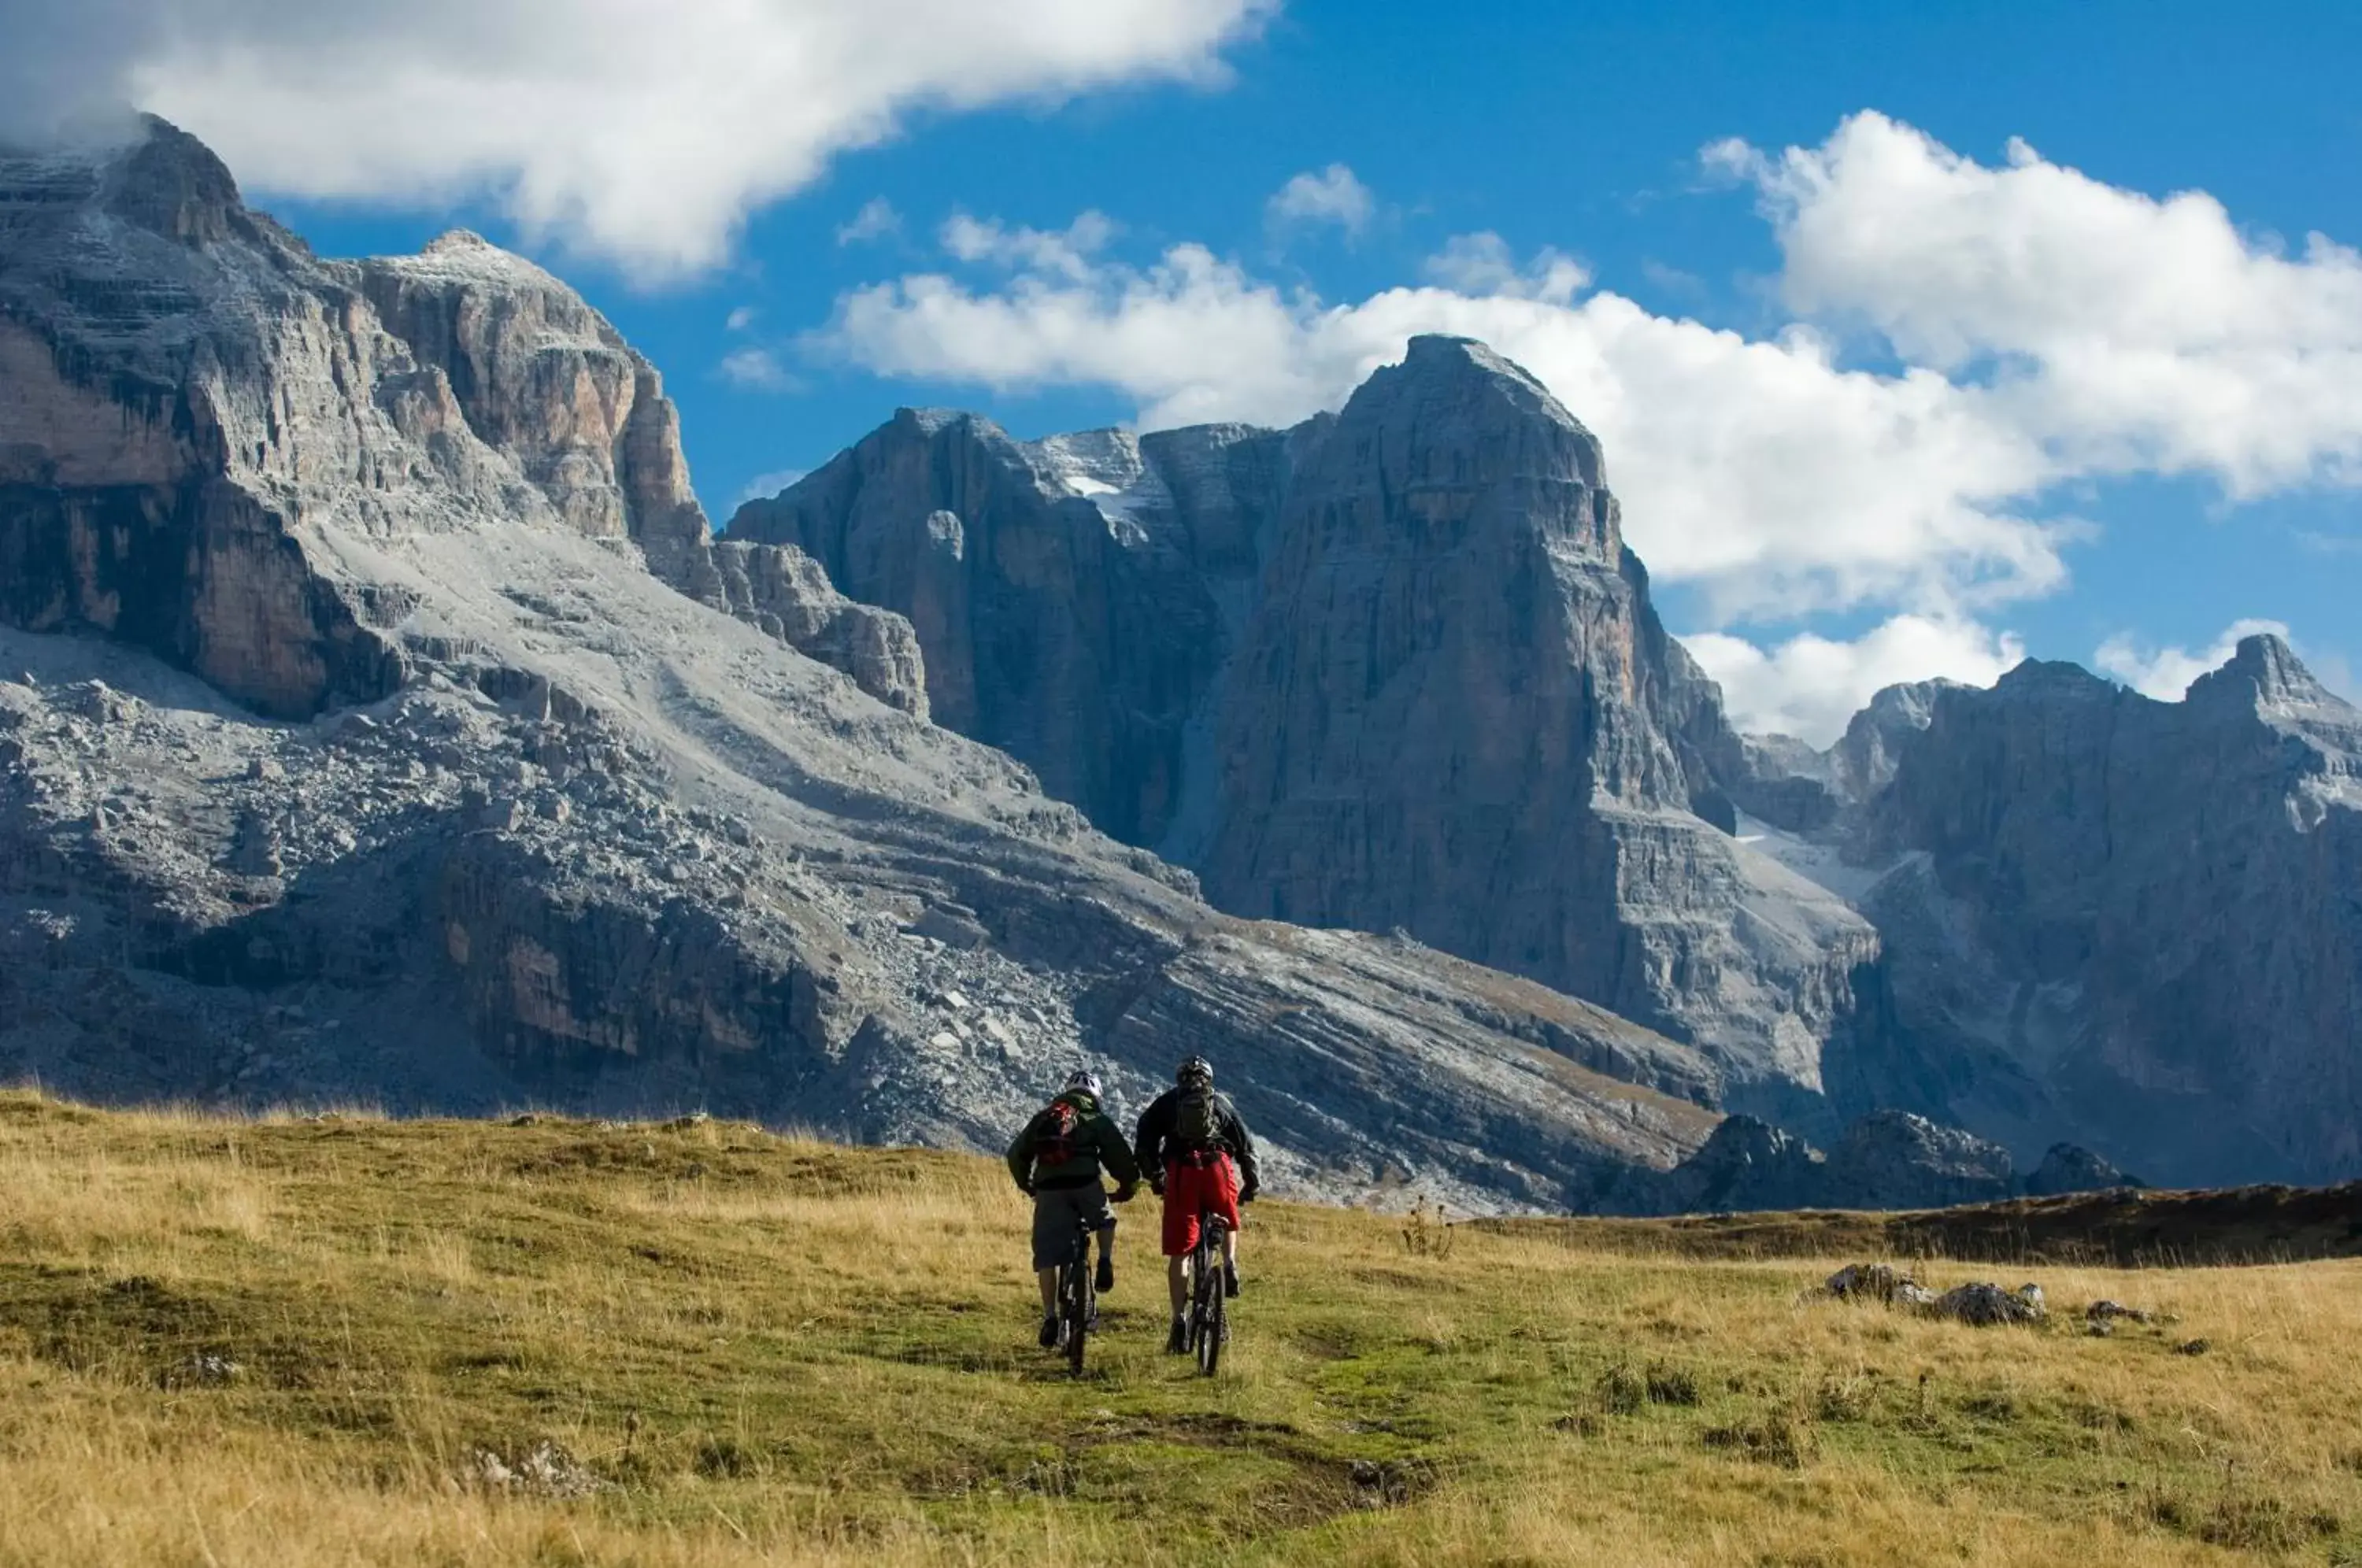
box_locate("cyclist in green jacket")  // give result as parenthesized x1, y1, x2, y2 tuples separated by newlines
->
(1006, 1070, 1140, 1349)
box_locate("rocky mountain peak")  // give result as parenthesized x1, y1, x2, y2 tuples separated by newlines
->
(2025, 1142, 2142, 1197)
(1994, 657, 2116, 699)
(1322, 332, 1614, 556)
(2188, 631, 2334, 711)
(100, 115, 247, 247)
(1832, 678, 1958, 797)
(1397, 332, 1565, 412)
(1732, 675, 1968, 828)
(0, 120, 928, 719)
(1860, 679, 1955, 728)
(898, 406, 984, 438)
(422, 228, 497, 255)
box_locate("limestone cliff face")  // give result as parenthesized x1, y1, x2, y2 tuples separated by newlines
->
(1200, 338, 1875, 1113)
(731, 412, 1297, 844)
(0, 121, 409, 717)
(0, 119, 1720, 1210)
(739, 338, 1882, 1115)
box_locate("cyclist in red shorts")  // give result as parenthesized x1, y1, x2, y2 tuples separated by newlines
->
(1132, 1056, 1260, 1355)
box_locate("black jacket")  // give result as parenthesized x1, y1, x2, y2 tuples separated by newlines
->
(1135, 1086, 1259, 1189)
(1005, 1091, 1142, 1193)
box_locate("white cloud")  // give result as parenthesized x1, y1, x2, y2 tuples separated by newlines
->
(0, 0, 1270, 280)
(941, 211, 1119, 280)
(809, 110, 2362, 738)
(2094, 618, 2293, 701)
(718, 346, 798, 393)
(1742, 110, 2362, 496)
(1422, 233, 1586, 304)
(1266, 163, 1375, 236)
(733, 468, 807, 508)
(1686, 616, 2026, 745)
(725, 305, 760, 332)
(836, 197, 902, 246)
(2295, 527, 2362, 557)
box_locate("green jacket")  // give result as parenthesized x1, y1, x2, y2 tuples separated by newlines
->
(1006, 1092, 1142, 1193)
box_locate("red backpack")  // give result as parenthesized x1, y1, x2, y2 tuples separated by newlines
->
(1034, 1097, 1081, 1167)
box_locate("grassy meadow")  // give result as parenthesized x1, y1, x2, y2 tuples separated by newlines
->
(2, 1089, 2360, 1566)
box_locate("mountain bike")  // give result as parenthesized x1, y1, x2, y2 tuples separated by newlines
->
(1186, 1211, 1229, 1376)
(1055, 1211, 1098, 1376)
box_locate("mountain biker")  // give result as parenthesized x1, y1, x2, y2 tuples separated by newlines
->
(1133, 1056, 1259, 1355)
(1006, 1069, 1138, 1349)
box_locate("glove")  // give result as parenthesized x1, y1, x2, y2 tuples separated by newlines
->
(1113, 1182, 1138, 1204)
(1238, 1181, 1259, 1204)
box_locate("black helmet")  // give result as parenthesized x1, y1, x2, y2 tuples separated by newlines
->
(1176, 1056, 1212, 1085)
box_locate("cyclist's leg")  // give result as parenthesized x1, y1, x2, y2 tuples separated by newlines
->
(1029, 1190, 1069, 1333)
(1075, 1185, 1116, 1290)
(1214, 1154, 1244, 1284)
(1072, 1184, 1112, 1248)
(1162, 1159, 1196, 1320)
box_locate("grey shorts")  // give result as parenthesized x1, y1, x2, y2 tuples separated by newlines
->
(1031, 1184, 1113, 1271)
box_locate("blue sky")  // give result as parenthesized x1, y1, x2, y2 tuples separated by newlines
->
(64, 0, 2357, 739)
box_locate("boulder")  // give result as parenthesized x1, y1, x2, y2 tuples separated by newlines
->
(1825, 1263, 1924, 1304)
(1932, 1282, 2047, 1326)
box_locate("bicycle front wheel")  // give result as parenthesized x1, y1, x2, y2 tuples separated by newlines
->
(1194, 1235, 1224, 1376)
(1063, 1266, 1088, 1375)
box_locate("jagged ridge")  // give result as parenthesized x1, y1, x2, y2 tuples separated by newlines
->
(1740, 634, 2362, 1186)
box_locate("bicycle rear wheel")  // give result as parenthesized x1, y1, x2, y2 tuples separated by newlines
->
(1064, 1223, 1091, 1376)
(1185, 1238, 1210, 1350)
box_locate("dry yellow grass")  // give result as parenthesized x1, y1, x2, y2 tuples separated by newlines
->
(2, 1088, 2358, 1566)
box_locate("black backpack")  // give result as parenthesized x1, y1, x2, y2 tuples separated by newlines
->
(1172, 1082, 1222, 1152)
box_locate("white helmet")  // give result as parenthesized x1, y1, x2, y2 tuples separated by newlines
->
(1063, 1068, 1103, 1098)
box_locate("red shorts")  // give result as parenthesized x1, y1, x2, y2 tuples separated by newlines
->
(1161, 1153, 1242, 1256)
